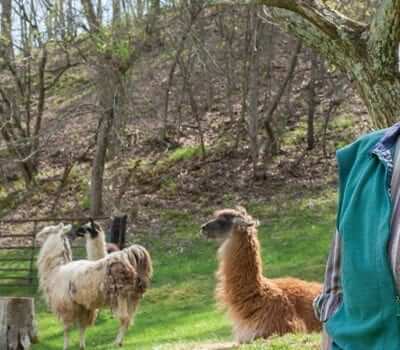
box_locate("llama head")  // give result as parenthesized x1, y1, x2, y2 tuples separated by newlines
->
(201, 206, 259, 241)
(37, 223, 73, 271)
(36, 223, 73, 243)
(71, 218, 102, 240)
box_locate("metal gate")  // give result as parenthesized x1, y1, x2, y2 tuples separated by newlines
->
(0, 217, 110, 289)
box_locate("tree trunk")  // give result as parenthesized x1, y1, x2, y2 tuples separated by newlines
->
(90, 68, 119, 216)
(247, 6, 260, 177)
(0, 0, 13, 60)
(136, 0, 144, 19)
(112, 0, 121, 29)
(58, 0, 66, 39)
(66, 0, 75, 36)
(177, 52, 207, 158)
(90, 106, 114, 217)
(237, 8, 252, 150)
(97, 0, 103, 24)
(147, 0, 161, 47)
(262, 40, 301, 157)
(0, 297, 38, 350)
(81, 0, 100, 31)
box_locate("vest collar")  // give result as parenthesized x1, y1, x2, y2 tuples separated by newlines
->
(370, 122, 400, 173)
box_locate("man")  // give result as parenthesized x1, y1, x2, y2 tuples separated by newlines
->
(314, 122, 400, 350)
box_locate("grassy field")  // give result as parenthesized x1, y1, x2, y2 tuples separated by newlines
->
(0, 187, 336, 349)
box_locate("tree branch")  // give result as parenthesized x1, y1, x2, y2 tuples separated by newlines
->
(368, 0, 400, 76)
(212, 0, 367, 74)
(216, 0, 366, 40)
(260, 8, 346, 67)
(263, 39, 301, 127)
(45, 62, 81, 92)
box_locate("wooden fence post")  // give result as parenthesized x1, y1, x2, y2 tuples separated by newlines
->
(0, 297, 38, 350)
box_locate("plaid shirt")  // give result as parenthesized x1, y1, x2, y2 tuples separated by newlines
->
(314, 123, 400, 336)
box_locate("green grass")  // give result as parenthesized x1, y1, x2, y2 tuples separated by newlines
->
(166, 146, 202, 163)
(1, 188, 336, 349)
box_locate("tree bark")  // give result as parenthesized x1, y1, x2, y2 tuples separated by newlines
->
(0, 297, 38, 350)
(215, 0, 400, 128)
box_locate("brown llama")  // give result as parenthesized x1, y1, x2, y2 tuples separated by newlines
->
(201, 206, 322, 344)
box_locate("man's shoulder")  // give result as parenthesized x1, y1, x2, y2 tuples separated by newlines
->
(356, 128, 386, 149)
(338, 128, 386, 155)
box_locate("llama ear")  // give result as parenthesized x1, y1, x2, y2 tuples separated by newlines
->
(56, 223, 65, 234)
(235, 206, 248, 216)
(36, 226, 53, 243)
(233, 216, 257, 228)
(36, 224, 63, 243)
(62, 224, 73, 235)
(89, 218, 96, 233)
(58, 223, 72, 237)
(232, 217, 251, 227)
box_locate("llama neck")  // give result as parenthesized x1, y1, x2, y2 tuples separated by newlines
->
(37, 236, 71, 279)
(218, 228, 264, 292)
(86, 230, 107, 260)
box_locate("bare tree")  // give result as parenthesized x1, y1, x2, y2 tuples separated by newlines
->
(0, 0, 78, 187)
(79, 0, 147, 215)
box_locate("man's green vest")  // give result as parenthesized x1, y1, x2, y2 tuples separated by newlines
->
(326, 129, 400, 349)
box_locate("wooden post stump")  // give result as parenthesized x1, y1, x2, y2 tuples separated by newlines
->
(0, 297, 38, 350)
